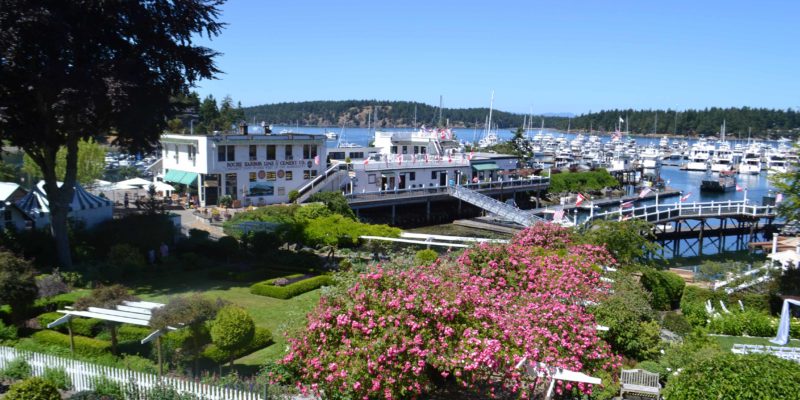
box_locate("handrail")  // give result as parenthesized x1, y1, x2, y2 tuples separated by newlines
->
(295, 163, 346, 197)
(586, 200, 777, 225)
(344, 176, 550, 202)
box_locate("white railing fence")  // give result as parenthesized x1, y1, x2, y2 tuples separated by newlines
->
(0, 346, 264, 400)
(587, 200, 777, 225)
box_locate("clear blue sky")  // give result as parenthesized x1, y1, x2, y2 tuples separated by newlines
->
(193, 0, 800, 115)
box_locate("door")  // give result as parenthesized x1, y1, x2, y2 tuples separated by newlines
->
(398, 174, 406, 190)
(439, 171, 447, 186)
(204, 187, 219, 206)
(389, 177, 396, 190)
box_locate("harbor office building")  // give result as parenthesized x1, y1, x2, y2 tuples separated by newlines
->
(160, 129, 327, 206)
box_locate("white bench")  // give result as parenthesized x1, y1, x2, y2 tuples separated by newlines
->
(620, 369, 661, 399)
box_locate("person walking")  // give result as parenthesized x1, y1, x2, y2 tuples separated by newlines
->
(123, 192, 129, 208)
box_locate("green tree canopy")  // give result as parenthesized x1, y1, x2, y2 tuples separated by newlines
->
(22, 138, 104, 186)
(582, 219, 660, 267)
(210, 305, 255, 367)
(0, 251, 38, 323)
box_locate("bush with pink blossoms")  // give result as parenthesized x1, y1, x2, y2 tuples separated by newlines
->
(281, 223, 621, 399)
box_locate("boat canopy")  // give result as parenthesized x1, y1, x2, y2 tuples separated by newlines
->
(472, 163, 500, 171)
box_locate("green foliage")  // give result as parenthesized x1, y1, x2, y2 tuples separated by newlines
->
(37, 312, 103, 337)
(770, 149, 800, 221)
(31, 330, 111, 357)
(73, 285, 136, 310)
(0, 357, 31, 380)
(288, 190, 300, 203)
(658, 329, 724, 382)
(210, 305, 255, 364)
(548, 169, 619, 193)
(42, 366, 71, 390)
(88, 214, 176, 256)
(708, 310, 774, 337)
(91, 376, 123, 399)
(115, 325, 153, 343)
(592, 273, 661, 360)
(583, 219, 659, 266)
(202, 326, 272, 363)
(219, 195, 233, 208)
(107, 244, 147, 277)
(589, 369, 620, 400)
(679, 285, 714, 327)
(4, 377, 61, 400)
(663, 353, 800, 400)
(0, 251, 39, 322)
(0, 318, 18, 341)
(22, 138, 105, 186)
(216, 236, 240, 258)
(144, 384, 201, 400)
(662, 312, 692, 336)
(307, 192, 356, 219)
(250, 275, 332, 299)
(414, 249, 439, 266)
(634, 360, 668, 381)
(641, 269, 685, 311)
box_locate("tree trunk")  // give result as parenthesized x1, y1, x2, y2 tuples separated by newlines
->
(49, 202, 73, 267)
(38, 138, 79, 268)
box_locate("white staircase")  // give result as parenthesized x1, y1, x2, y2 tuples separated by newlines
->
(448, 185, 544, 227)
(294, 163, 349, 203)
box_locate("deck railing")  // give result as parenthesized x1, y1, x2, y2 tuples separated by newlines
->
(343, 176, 550, 203)
(586, 200, 778, 225)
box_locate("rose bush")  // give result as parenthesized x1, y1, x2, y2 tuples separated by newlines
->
(281, 223, 620, 399)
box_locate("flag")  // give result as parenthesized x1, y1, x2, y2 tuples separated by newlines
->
(313, 155, 320, 165)
(396, 154, 402, 166)
(680, 192, 692, 202)
(776, 193, 784, 203)
(639, 187, 652, 198)
(448, 154, 452, 163)
(575, 193, 586, 206)
(736, 184, 743, 192)
(553, 209, 565, 222)
(665, 179, 671, 187)
(424, 153, 429, 163)
(619, 117, 624, 123)
(468, 151, 474, 161)
(363, 158, 369, 165)
(621, 200, 634, 209)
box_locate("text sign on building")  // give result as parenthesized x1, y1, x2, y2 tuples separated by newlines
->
(225, 160, 314, 170)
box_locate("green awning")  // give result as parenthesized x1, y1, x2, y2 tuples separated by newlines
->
(472, 163, 500, 171)
(164, 170, 198, 186)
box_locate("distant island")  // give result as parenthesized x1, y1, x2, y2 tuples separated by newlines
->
(242, 100, 800, 139)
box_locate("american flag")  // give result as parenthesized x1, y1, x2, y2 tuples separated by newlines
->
(553, 209, 565, 222)
(621, 200, 634, 209)
(575, 193, 586, 206)
(680, 192, 692, 202)
(639, 187, 652, 198)
(736, 184, 743, 192)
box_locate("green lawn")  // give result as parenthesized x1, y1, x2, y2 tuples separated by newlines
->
(129, 267, 320, 367)
(711, 335, 800, 351)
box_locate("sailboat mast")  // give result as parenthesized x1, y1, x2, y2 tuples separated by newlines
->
(487, 90, 494, 137)
(654, 111, 658, 134)
(721, 119, 726, 142)
(413, 104, 417, 129)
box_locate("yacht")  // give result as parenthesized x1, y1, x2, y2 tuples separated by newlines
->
(710, 143, 735, 172)
(738, 146, 762, 175)
(640, 146, 661, 169)
(765, 150, 789, 174)
(700, 170, 737, 193)
(324, 130, 338, 140)
(686, 141, 712, 171)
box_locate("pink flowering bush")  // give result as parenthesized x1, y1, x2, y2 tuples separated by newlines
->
(281, 223, 621, 399)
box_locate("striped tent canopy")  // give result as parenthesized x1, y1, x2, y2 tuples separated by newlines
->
(16, 181, 113, 229)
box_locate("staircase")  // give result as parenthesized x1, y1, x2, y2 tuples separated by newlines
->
(294, 163, 349, 203)
(448, 186, 544, 227)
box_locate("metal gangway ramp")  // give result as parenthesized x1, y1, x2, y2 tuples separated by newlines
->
(448, 185, 544, 227)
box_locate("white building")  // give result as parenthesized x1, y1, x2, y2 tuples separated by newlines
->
(160, 126, 327, 206)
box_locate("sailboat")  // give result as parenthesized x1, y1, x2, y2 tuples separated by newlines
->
(478, 91, 499, 148)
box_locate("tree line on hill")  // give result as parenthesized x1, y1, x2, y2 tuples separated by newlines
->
(238, 100, 800, 139)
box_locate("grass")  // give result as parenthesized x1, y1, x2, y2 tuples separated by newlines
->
(710, 334, 800, 351)
(130, 266, 320, 368)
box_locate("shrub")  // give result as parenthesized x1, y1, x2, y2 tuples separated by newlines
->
(216, 236, 239, 259)
(36, 271, 69, 300)
(641, 269, 685, 311)
(250, 275, 332, 299)
(287, 190, 300, 203)
(679, 286, 715, 327)
(31, 330, 111, 357)
(664, 353, 800, 399)
(219, 195, 233, 208)
(0, 318, 18, 341)
(107, 244, 146, 277)
(4, 377, 61, 400)
(210, 305, 255, 366)
(42, 366, 71, 390)
(708, 310, 774, 337)
(662, 312, 692, 336)
(37, 312, 103, 337)
(202, 326, 272, 363)
(89, 214, 176, 256)
(179, 252, 204, 271)
(634, 360, 668, 381)
(0, 251, 39, 322)
(414, 249, 439, 266)
(0, 357, 31, 380)
(116, 325, 153, 343)
(67, 392, 113, 400)
(74, 285, 136, 310)
(91, 376, 123, 399)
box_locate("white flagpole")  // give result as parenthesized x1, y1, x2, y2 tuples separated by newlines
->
(744, 187, 748, 205)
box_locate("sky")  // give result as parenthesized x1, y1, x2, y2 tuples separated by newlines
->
(193, 1, 800, 115)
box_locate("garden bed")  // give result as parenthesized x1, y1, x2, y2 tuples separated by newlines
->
(250, 275, 332, 300)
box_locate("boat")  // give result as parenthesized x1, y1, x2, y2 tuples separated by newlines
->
(738, 145, 762, 175)
(766, 150, 789, 174)
(711, 143, 735, 172)
(640, 146, 661, 169)
(324, 130, 338, 140)
(477, 91, 499, 148)
(700, 170, 736, 192)
(686, 140, 712, 171)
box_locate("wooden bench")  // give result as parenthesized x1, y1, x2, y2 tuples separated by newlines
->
(620, 369, 661, 399)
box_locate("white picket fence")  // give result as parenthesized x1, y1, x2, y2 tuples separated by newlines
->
(0, 346, 264, 399)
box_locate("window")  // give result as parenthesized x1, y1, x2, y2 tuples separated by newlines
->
(266, 145, 276, 160)
(284, 145, 293, 160)
(350, 152, 364, 159)
(410, 172, 416, 181)
(249, 172, 257, 181)
(224, 173, 237, 198)
(414, 146, 419, 154)
(266, 171, 276, 181)
(402, 146, 408, 154)
(420, 147, 427, 154)
(188, 145, 197, 166)
(431, 171, 437, 179)
(390, 146, 398, 154)
(303, 170, 318, 179)
(249, 145, 257, 161)
(173, 144, 179, 161)
(277, 187, 285, 196)
(285, 171, 293, 181)
(303, 144, 317, 159)
(217, 145, 235, 162)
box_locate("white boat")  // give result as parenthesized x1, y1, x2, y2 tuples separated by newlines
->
(711, 144, 735, 172)
(766, 151, 789, 174)
(640, 146, 661, 169)
(738, 146, 762, 175)
(686, 140, 712, 171)
(324, 130, 338, 140)
(477, 91, 499, 148)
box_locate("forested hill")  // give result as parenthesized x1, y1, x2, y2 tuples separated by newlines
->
(242, 101, 800, 138)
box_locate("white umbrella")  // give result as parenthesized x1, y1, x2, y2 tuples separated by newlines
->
(152, 181, 175, 193)
(115, 177, 152, 187)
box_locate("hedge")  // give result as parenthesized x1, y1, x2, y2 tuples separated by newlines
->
(662, 311, 692, 336)
(708, 310, 774, 337)
(37, 312, 103, 337)
(202, 326, 273, 363)
(31, 330, 111, 357)
(116, 325, 153, 343)
(250, 275, 332, 299)
(641, 270, 685, 311)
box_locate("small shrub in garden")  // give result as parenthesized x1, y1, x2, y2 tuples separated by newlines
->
(272, 278, 289, 287)
(0, 357, 31, 380)
(42, 366, 71, 390)
(210, 305, 255, 366)
(641, 269, 685, 310)
(414, 249, 438, 265)
(0, 318, 18, 341)
(249, 275, 332, 299)
(4, 377, 61, 400)
(662, 312, 692, 336)
(634, 360, 667, 381)
(91, 376, 123, 399)
(31, 330, 111, 357)
(107, 244, 146, 276)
